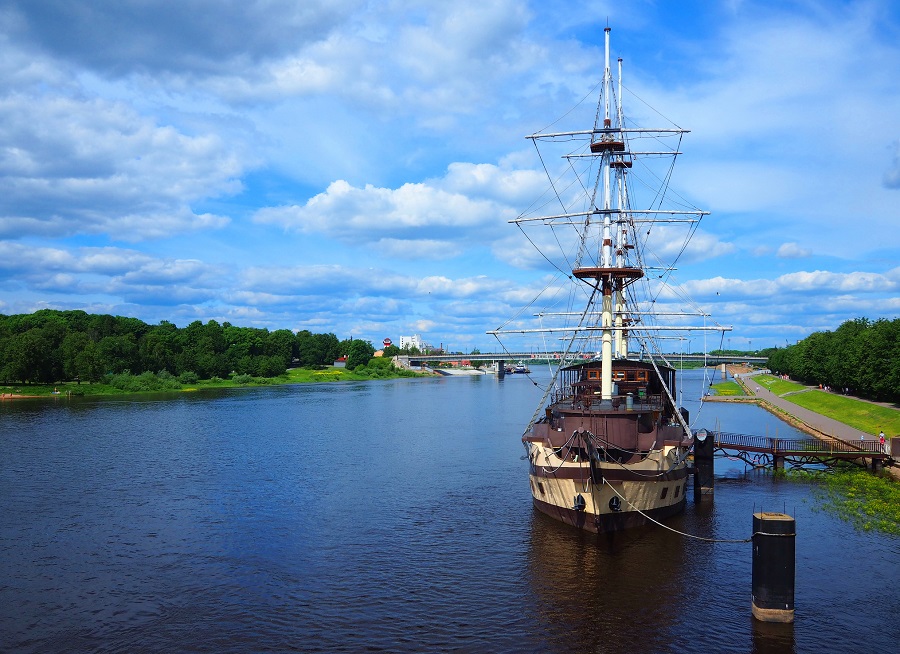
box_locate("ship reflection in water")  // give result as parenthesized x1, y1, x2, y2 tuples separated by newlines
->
(525, 497, 796, 654)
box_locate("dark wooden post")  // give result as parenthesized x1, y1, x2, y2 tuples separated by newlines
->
(751, 512, 795, 623)
(693, 428, 714, 502)
(497, 360, 505, 379)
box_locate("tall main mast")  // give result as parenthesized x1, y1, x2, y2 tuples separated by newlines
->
(574, 26, 642, 403)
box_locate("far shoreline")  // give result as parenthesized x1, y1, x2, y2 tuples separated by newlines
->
(1, 365, 438, 401)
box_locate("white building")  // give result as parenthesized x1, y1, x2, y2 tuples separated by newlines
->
(399, 334, 424, 351)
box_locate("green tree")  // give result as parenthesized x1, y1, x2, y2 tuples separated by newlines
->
(75, 342, 106, 382)
(829, 318, 868, 392)
(255, 354, 286, 377)
(178, 320, 228, 377)
(7, 329, 52, 383)
(298, 331, 341, 366)
(313, 332, 341, 365)
(346, 340, 375, 370)
(98, 334, 139, 374)
(61, 331, 91, 379)
(139, 322, 179, 373)
(266, 329, 297, 368)
(859, 319, 900, 401)
(296, 330, 317, 366)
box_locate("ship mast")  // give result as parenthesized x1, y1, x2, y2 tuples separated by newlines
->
(574, 26, 642, 404)
(614, 54, 628, 361)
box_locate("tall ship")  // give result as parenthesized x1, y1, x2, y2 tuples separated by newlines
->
(490, 27, 729, 533)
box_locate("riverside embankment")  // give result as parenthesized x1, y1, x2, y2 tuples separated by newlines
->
(709, 366, 899, 478)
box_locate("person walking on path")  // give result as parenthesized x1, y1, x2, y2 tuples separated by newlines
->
(879, 430, 886, 452)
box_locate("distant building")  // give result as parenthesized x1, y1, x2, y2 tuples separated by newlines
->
(399, 334, 442, 353)
(400, 334, 424, 351)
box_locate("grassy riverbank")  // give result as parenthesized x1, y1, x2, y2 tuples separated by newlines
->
(753, 374, 900, 437)
(1, 364, 431, 399)
(709, 380, 745, 396)
(720, 370, 900, 534)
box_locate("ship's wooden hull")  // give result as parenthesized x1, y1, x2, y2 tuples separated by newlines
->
(523, 358, 692, 534)
(526, 450, 690, 533)
(530, 479, 687, 533)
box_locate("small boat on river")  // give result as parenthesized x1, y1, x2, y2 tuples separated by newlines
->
(489, 27, 729, 533)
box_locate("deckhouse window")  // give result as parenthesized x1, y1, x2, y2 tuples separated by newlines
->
(588, 370, 600, 380)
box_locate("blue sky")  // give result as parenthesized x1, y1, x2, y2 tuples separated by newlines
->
(0, 0, 898, 351)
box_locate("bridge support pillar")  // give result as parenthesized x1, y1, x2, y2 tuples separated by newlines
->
(773, 455, 785, 470)
(871, 457, 883, 473)
(497, 360, 505, 379)
(693, 428, 714, 502)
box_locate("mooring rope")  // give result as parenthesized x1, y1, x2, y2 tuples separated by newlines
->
(602, 480, 793, 542)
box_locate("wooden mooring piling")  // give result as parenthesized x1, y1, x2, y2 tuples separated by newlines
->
(751, 512, 796, 623)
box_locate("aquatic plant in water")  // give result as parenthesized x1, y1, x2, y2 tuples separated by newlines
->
(787, 466, 900, 535)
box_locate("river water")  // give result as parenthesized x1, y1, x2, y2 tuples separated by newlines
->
(1, 369, 897, 653)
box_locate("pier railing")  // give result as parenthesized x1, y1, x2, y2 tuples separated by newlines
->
(707, 430, 888, 458)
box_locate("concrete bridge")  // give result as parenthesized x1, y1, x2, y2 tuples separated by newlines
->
(400, 352, 768, 377)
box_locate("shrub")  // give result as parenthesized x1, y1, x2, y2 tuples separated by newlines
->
(105, 370, 181, 392)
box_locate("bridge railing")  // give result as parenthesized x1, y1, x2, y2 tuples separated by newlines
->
(707, 430, 887, 455)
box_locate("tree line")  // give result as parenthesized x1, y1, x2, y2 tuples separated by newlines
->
(767, 317, 900, 403)
(0, 309, 378, 384)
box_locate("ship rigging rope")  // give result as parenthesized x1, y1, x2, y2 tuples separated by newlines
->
(532, 76, 604, 136)
(600, 481, 794, 543)
(579, 429, 692, 479)
(543, 432, 788, 542)
(522, 286, 603, 433)
(631, 336, 693, 440)
(535, 430, 580, 474)
(492, 272, 563, 334)
(532, 139, 569, 215)
(516, 222, 570, 277)
(649, 133, 681, 211)
(529, 138, 587, 275)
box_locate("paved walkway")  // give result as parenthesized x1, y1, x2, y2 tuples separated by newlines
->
(737, 372, 874, 444)
(728, 371, 900, 481)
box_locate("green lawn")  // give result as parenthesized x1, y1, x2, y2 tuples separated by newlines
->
(782, 389, 900, 437)
(753, 374, 807, 395)
(738, 373, 900, 437)
(710, 380, 745, 396)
